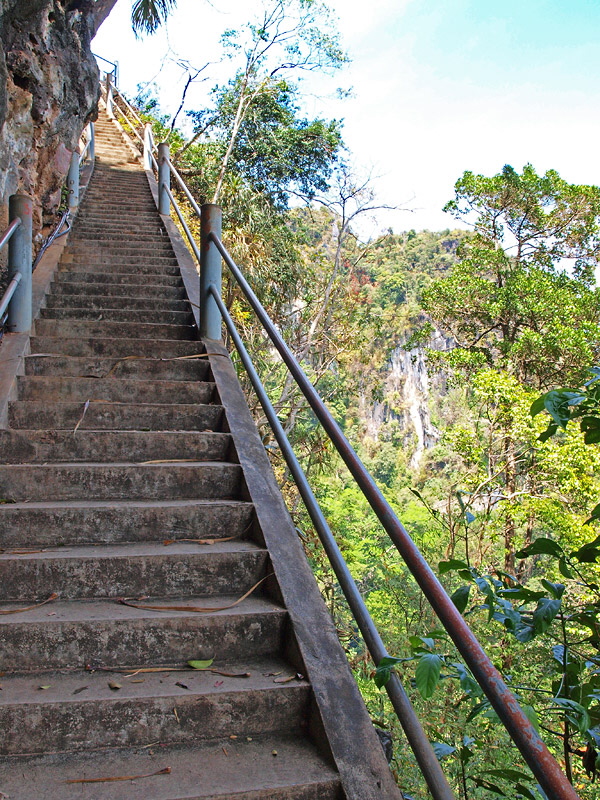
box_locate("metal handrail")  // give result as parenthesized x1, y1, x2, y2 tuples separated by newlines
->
(0, 272, 22, 320)
(164, 186, 201, 262)
(208, 231, 579, 800)
(168, 160, 203, 218)
(32, 209, 71, 271)
(0, 217, 22, 251)
(0, 219, 23, 323)
(208, 282, 454, 800)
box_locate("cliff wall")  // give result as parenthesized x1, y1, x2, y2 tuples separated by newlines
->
(0, 0, 102, 244)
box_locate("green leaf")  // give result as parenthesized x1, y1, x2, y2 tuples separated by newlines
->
(451, 585, 471, 614)
(439, 558, 469, 574)
(455, 663, 483, 698)
(377, 656, 403, 668)
(532, 597, 562, 635)
(409, 636, 435, 652)
(471, 778, 507, 796)
(515, 783, 540, 800)
(374, 667, 391, 688)
(558, 557, 573, 578)
(486, 769, 534, 782)
(530, 395, 548, 417)
(431, 742, 456, 761)
(540, 580, 565, 599)
(188, 659, 215, 670)
(415, 653, 442, 699)
(552, 698, 591, 733)
(515, 538, 563, 558)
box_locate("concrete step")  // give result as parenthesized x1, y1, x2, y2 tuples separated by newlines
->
(8, 400, 223, 432)
(0, 734, 340, 799)
(0, 659, 309, 755)
(65, 242, 174, 256)
(29, 335, 202, 358)
(49, 281, 186, 299)
(0, 461, 241, 502)
(0, 429, 231, 464)
(0, 594, 286, 669)
(64, 253, 179, 267)
(58, 262, 182, 276)
(44, 294, 191, 312)
(76, 211, 164, 223)
(71, 225, 166, 237)
(0, 540, 269, 601)
(0, 498, 253, 548)
(23, 354, 210, 381)
(54, 271, 182, 286)
(16, 375, 214, 404)
(41, 306, 194, 325)
(34, 319, 196, 342)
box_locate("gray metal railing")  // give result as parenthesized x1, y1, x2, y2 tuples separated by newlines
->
(0, 117, 94, 333)
(105, 85, 580, 800)
(0, 196, 32, 333)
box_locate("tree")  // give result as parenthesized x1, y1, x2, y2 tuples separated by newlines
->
(183, 77, 342, 209)
(180, 0, 347, 203)
(421, 165, 600, 573)
(424, 164, 600, 388)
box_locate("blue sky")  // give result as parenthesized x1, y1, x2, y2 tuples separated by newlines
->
(93, 0, 600, 235)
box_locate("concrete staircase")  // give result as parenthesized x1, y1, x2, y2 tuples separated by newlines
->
(0, 110, 401, 799)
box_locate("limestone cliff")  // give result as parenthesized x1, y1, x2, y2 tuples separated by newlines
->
(0, 0, 114, 244)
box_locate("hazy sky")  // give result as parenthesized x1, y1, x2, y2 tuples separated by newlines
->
(93, 0, 600, 236)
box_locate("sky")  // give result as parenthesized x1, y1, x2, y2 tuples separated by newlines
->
(93, 0, 600, 237)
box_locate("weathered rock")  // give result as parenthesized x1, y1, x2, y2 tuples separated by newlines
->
(0, 0, 105, 246)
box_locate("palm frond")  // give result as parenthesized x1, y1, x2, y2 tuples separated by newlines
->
(131, 0, 177, 36)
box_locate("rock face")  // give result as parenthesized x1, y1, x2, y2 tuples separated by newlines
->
(364, 329, 452, 468)
(0, 0, 101, 243)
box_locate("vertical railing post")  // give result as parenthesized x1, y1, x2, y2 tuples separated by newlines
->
(200, 204, 222, 340)
(143, 124, 153, 171)
(7, 194, 33, 333)
(105, 72, 114, 118)
(88, 122, 95, 163)
(67, 150, 79, 209)
(157, 143, 170, 215)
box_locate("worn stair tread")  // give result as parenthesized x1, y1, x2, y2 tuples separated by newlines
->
(0, 539, 269, 601)
(0, 538, 263, 562)
(34, 320, 196, 342)
(0, 497, 254, 547)
(0, 429, 231, 464)
(23, 354, 210, 380)
(0, 592, 281, 620)
(0, 462, 242, 502)
(0, 496, 250, 512)
(0, 655, 304, 706)
(8, 400, 223, 433)
(16, 376, 214, 403)
(0, 735, 340, 800)
(28, 335, 207, 359)
(0, 658, 310, 755)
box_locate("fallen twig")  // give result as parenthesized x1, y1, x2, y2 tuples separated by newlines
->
(0, 593, 58, 615)
(65, 767, 171, 784)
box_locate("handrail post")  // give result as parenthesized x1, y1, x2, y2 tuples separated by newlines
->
(157, 143, 170, 215)
(7, 194, 32, 333)
(200, 204, 222, 340)
(88, 122, 95, 162)
(143, 124, 153, 170)
(105, 72, 114, 118)
(67, 150, 80, 209)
